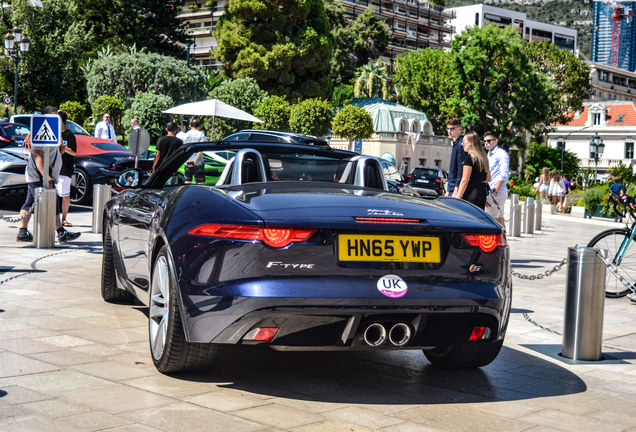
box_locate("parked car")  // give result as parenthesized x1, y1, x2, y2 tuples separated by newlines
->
(0, 122, 30, 146)
(0, 146, 27, 199)
(223, 129, 328, 146)
(102, 140, 511, 374)
(380, 159, 432, 197)
(408, 167, 448, 196)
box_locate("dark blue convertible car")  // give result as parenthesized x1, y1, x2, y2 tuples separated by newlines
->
(101, 141, 511, 374)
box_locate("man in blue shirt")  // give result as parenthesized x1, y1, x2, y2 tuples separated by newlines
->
(484, 131, 509, 226)
(446, 117, 466, 196)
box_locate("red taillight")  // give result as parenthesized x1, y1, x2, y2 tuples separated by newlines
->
(354, 217, 420, 224)
(407, 174, 412, 178)
(435, 177, 443, 183)
(469, 326, 490, 340)
(244, 327, 279, 341)
(187, 225, 316, 248)
(462, 233, 506, 253)
(0, 136, 10, 142)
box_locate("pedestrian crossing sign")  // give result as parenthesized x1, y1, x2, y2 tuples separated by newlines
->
(31, 114, 61, 147)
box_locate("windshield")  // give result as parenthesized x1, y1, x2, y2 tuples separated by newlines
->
(2, 124, 30, 136)
(67, 120, 90, 136)
(413, 169, 439, 177)
(91, 142, 129, 152)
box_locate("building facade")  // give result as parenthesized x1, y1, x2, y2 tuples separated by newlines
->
(586, 60, 636, 103)
(446, 3, 577, 52)
(591, 0, 636, 72)
(547, 101, 636, 181)
(177, 0, 454, 70)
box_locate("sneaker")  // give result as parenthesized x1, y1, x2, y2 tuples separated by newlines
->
(16, 230, 33, 242)
(58, 230, 81, 244)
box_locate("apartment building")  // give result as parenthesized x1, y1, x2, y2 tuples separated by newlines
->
(177, 0, 454, 70)
(446, 3, 577, 52)
(586, 60, 636, 103)
(591, 0, 636, 72)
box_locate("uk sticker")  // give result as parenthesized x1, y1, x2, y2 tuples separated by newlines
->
(377, 275, 408, 298)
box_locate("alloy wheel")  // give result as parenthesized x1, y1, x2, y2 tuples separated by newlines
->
(149, 256, 169, 360)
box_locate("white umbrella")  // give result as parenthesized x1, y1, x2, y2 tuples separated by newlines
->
(163, 99, 263, 140)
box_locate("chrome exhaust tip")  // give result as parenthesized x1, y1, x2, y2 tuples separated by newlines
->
(363, 323, 387, 346)
(389, 323, 411, 346)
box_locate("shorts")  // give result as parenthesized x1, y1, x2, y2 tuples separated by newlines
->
(485, 188, 507, 219)
(539, 183, 549, 193)
(184, 163, 205, 184)
(56, 175, 71, 197)
(22, 181, 60, 215)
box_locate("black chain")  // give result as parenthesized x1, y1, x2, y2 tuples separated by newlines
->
(1, 189, 43, 223)
(511, 257, 569, 280)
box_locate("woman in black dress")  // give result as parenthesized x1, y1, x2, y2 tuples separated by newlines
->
(452, 131, 491, 209)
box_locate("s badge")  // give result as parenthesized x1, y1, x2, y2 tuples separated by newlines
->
(469, 264, 482, 273)
(377, 275, 408, 298)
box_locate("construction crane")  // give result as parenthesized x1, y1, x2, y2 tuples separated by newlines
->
(605, 0, 632, 68)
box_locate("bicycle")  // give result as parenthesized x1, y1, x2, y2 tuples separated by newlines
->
(587, 190, 636, 298)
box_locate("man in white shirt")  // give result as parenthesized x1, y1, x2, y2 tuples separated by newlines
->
(176, 120, 188, 141)
(484, 131, 509, 226)
(94, 113, 117, 142)
(183, 119, 207, 184)
(130, 118, 140, 131)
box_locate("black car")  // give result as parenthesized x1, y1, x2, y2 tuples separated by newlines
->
(0, 122, 30, 146)
(408, 167, 448, 196)
(380, 160, 433, 197)
(223, 129, 328, 146)
(102, 140, 511, 374)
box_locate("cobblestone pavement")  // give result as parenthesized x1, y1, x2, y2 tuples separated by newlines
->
(0, 205, 635, 432)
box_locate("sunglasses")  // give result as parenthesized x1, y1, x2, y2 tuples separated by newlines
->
(484, 139, 497, 143)
(446, 127, 458, 132)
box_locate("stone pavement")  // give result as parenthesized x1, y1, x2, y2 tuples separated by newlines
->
(0, 206, 635, 432)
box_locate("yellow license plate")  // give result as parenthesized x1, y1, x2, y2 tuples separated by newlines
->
(338, 235, 441, 263)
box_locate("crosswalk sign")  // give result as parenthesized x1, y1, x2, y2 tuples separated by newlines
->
(31, 114, 61, 147)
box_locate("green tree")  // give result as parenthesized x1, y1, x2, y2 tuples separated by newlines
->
(524, 42, 592, 127)
(332, 105, 374, 151)
(610, 163, 636, 184)
(213, 0, 334, 100)
(253, 96, 291, 131)
(83, 49, 207, 108)
(59, 101, 88, 125)
(9, 0, 96, 111)
(354, 61, 389, 99)
(91, 96, 123, 136)
(76, 0, 188, 58)
(325, 1, 390, 86)
(209, 77, 267, 138)
(393, 48, 451, 133)
(331, 84, 353, 108)
(444, 25, 552, 149)
(525, 142, 579, 179)
(122, 92, 174, 144)
(289, 98, 333, 137)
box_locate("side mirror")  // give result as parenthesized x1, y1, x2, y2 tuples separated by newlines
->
(116, 168, 142, 188)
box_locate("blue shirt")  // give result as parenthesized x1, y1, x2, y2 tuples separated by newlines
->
(448, 136, 467, 193)
(610, 183, 623, 195)
(487, 145, 510, 194)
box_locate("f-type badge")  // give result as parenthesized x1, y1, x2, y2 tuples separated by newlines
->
(267, 262, 314, 269)
(368, 209, 404, 217)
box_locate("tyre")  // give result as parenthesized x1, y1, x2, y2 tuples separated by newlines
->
(587, 228, 635, 298)
(423, 339, 504, 369)
(71, 168, 91, 205)
(101, 224, 135, 303)
(149, 246, 219, 374)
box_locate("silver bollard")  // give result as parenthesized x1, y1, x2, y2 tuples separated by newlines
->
(509, 194, 520, 237)
(33, 187, 57, 248)
(561, 247, 607, 361)
(91, 184, 112, 234)
(524, 197, 534, 234)
(534, 199, 542, 231)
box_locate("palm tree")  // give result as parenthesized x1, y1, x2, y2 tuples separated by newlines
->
(354, 61, 389, 99)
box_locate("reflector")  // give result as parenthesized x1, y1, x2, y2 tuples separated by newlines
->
(469, 326, 486, 340)
(244, 327, 279, 342)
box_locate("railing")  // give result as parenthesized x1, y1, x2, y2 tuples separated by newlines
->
(187, 26, 213, 35)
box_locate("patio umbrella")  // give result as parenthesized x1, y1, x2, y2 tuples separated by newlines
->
(163, 99, 263, 139)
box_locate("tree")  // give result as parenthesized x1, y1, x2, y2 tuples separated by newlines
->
(354, 61, 389, 99)
(393, 48, 451, 134)
(524, 42, 592, 127)
(289, 98, 333, 137)
(525, 142, 579, 179)
(59, 101, 88, 125)
(83, 49, 208, 108)
(610, 162, 636, 184)
(444, 25, 552, 150)
(332, 105, 374, 151)
(76, 0, 188, 58)
(209, 78, 267, 138)
(213, 0, 334, 100)
(325, 1, 390, 86)
(122, 92, 174, 144)
(91, 96, 123, 136)
(331, 84, 353, 108)
(253, 96, 291, 131)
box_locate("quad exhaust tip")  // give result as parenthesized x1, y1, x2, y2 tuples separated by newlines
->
(388, 323, 411, 346)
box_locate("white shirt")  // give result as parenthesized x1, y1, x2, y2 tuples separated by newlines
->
(94, 121, 117, 142)
(176, 131, 187, 141)
(487, 145, 509, 196)
(184, 129, 207, 165)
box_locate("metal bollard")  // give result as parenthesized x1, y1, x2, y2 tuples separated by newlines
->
(524, 197, 534, 234)
(33, 187, 57, 248)
(91, 184, 112, 234)
(561, 246, 607, 361)
(534, 199, 542, 231)
(509, 194, 520, 237)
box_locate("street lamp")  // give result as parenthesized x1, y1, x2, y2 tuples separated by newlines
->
(4, 26, 29, 117)
(588, 132, 605, 184)
(559, 125, 591, 172)
(185, 37, 194, 68)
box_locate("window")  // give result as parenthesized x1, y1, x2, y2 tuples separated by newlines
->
(418, 158, 427, 167)
(434, 159, 441, 168)
(402, 157, 410, 175)
(475, 13, 479, 26)
(531, 28, 552, 43)
(514, 19, 524, 36)
(592, 113, 601, 125)
(626, 142, 634, 159)
(616, 114, 625, 123)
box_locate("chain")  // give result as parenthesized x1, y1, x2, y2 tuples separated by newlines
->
(511, 257, 568, 280)
(595, 250, 636, 294)
(1, 189, 43, 223)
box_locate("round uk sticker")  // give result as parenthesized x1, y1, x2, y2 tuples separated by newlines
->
(377, 275, 408, 298)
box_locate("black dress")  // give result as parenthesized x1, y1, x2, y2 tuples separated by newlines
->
(462, 154, 488, 209)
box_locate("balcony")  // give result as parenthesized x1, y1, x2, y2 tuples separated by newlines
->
(187, 26, 214, 36)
